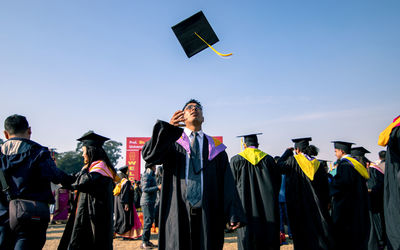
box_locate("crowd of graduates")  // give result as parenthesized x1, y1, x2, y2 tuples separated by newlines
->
(1, 105, 400, 250)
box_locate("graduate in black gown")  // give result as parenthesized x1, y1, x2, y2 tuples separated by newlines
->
(330, 141, 370, 250)
(278, 137, 334, 250)
(113, 166, 135, 238)
(230, 134, 281, 250)
(141, 99, 246, 250)
(378, 115, 400, 250)
(58, 132, 117, 250)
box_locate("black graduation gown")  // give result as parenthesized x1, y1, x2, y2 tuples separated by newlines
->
(330, 158, 370, 250)
(58, 168, 115, 250)
(278, 149, 334, 250)
(114, 179, 135, 235)
(384, 126, 400, 250)
(230, 152, 281, 250)
(367, 167, 385, 250)
(142, 120, 246, 250)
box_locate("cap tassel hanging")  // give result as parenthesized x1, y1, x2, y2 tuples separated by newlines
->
(194, 32, 232, 57)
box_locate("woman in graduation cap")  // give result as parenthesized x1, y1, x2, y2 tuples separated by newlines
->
(277, 138, 334, 250)
(58, 132, 118, 250)
(113, 166, 142, 240)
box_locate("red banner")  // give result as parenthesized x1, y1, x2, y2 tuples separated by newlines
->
(126, 137, 150, 182)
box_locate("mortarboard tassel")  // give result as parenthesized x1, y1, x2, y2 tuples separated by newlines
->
(194, 32, 233, 57)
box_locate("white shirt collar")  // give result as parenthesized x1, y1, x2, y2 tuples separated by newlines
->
(183, 127, 204, 139)
(341, 154, 350, 159)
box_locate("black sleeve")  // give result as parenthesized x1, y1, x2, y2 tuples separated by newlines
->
(315, 163, 331, 209)
(222, 152, 247, 226)
(277, 149, 295, 174)
(120, 181, 131, 205)
(390, 127, 400, 155)
(141, 120, 183, 166)
(70, 168, 106, 193)
(267, 156, 282, 195)
(370, 169, 384, 194)
(329, 161, 353, 197)
(229, 156, 240, 185)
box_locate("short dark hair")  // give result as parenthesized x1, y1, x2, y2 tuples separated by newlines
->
(303, 145, 319, 157)
(379, 150, 386, 160)
(4, 114, 29, 135)
(182, 99, 203, 111)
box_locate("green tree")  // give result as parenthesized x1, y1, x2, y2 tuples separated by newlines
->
(56, 151, 84, 174)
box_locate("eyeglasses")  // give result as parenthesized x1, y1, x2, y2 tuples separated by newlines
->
(184, 104, 202, 111)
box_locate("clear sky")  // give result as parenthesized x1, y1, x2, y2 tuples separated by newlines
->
(1, 0, 399, 169)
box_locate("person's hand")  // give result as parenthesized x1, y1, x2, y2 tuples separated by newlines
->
(170, 110, 185, 127)
(229, 222, 241, 230)
(124, 204, 129, 211)
(158, 184, 162, 190)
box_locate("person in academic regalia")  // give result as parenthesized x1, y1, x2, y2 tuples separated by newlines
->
(58, 132, 118, 250)
(277, 137, 334, 250)
(230, 134, 281, 250)
(141, 99, 246, 250)
(330, 141, 370, 250)
(351, 147, 386, 250)
(113, 166, 142, 240)
(378, 115, 400, 250)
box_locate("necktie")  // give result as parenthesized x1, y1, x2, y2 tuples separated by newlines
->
(187, 132, 202, 207)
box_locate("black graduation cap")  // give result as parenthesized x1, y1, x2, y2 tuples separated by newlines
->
(351, 147, 370, 157)
(171, 11, 231, 58)
(77, 132, 109, 147)
(237, 133, 262, 147)
(332, 141, 354, 153)
(119, 165, 129, 175)
(292, 137, 312, 151)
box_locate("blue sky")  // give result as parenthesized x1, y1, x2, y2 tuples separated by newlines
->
(1, 0, 399, 169)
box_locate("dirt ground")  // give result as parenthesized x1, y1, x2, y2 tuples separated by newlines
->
(44, 224, 293, 250)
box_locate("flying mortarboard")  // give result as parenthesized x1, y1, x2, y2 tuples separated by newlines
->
(171, 11, 232, 58)
(332, 141, 354, 153)
(77, 132, 109, 147)
(292, 137, 312, 151)
(351, 147, 370, 157)
(237, 133, 262, 147)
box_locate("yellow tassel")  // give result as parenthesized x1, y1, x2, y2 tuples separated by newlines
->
(194, 32, 233, 57)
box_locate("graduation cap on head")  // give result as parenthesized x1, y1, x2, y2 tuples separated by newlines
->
(332, 141, 354, 153)
(171, 11, 232, 58)
(77, 132, 109, 147)
(292, 137, 312, 151)
(119, 165, 129, 175)
(237, 133, 262, 147)
(351, 147, 370, 157)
